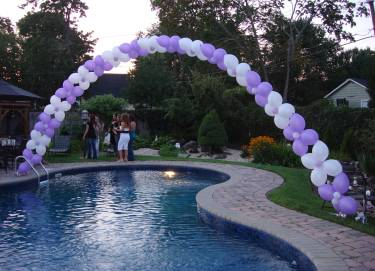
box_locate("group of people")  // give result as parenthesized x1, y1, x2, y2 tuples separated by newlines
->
(82, 112, 136, 162)
(109, 113, 136, 162)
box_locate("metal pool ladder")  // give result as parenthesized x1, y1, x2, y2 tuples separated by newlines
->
(14, 156, 49, 184)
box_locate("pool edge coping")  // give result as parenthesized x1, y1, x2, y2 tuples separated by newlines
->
(0, 161, 349, 271)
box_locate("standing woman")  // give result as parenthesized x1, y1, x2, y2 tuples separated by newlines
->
(110, 114, 119, 159)
(128, 113, 137, 161)
(116, 113, 130, 162)
(82, 114, 97, 159)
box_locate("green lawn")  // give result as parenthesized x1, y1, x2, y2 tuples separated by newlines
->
(45, 152, 375, 236)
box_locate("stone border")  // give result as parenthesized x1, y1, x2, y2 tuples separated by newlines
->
(0, 161, 364, 270)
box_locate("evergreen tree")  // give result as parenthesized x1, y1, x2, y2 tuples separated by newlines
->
(198, 110, 228, 152)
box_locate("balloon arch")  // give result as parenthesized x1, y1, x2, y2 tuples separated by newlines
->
(18, 35, 357, 216)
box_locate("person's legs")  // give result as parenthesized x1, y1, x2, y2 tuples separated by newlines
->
(96, 138, 100, 158)
(117, 135, 124, 161)
(123, 134, 130, 162)
(87, 139, 92, 159)
(92, 139, 97, 159)
(128, 138, 134, 161)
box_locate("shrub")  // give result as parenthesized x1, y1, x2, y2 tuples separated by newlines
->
(252, 143, 301, 168)
(133, 136, 153, 150)
(151, 135, 174, 149)
(247, 136, 276, 156)
(159, 144, 179, 157)
(358, 153, 375, 177)
(198, 110, 228, 152)
(339, 129, 355, 160)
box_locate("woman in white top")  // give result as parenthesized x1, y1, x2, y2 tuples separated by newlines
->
(116, 113, 130, 162)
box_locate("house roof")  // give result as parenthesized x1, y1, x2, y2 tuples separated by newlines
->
(324, 78, 369, 98)
(88, 73, 128, 97)
(0, 80, 42, 100)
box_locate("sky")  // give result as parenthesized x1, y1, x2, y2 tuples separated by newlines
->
(1, 0, 374, 74)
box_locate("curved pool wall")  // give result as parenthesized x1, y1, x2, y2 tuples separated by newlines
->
(1, 161, 325, 270)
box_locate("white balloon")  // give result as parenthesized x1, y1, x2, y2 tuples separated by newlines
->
(26, 140, 36, 150)
(112, 47, 129, 62)
(323, 159, 342, 177)
(227, 68, 236, 77)
(50, 95, 61, 106)
(68, 73, 80, 84)
(223, 54, 239, 69)
(137, 37, 150, 50)
(333, 191, 341, 199)
(192, 40, 207, 60)
(102, 50, 114, 62)
(112, 47, 123, 58)
(55, 111, 65, 122)
(79, 81, 90, 91)
(40, 135, 51, 146)
(268, 91, 283, 107)
(87, 72, 98, 83)
(36, 145, 46, 156)
(301, 153, 317, 170)
(236, 75, 247, 87)
(150, 36, 167, 53)
(179, 38, 193, 52)
(312, 140, 329, 161)
(30, 130, 42, 140)
(274, 115, 289, 129)
(61, 101, 71, 111)
(310, 167, 327, 187)
(44, 104, 56, 115)
(278, 103, 295, 118)
(236, 63, 250, 77)
(265, 104, 277, 117)
(78, 66, 89, 77)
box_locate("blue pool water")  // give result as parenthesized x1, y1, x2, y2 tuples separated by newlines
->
(0, 169, 296, 271)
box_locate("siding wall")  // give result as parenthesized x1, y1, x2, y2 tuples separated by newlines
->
(327, 82, 371, 108)
(327, 82, 370, 107)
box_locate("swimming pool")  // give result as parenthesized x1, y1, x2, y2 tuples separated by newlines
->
(0, 167, 297, 270)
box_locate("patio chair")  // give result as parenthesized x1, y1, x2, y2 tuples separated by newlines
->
(49, 136, 71, 154)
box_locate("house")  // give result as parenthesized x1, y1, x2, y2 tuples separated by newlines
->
(88, 73, 128, 97)
(324, 78, 372, 108)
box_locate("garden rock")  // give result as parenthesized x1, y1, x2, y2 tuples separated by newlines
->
(182, 140, 197, 151)
(214, 153, 227, 159)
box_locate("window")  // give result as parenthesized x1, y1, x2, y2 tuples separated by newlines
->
(336, 98, 348, 106)
(360, 100, 369, 108)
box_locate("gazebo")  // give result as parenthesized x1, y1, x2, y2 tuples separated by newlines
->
(0, 80, 42, 141)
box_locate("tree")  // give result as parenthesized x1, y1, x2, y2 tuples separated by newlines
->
(81, 94, 127, 124)
(17, 11, 95, 98)
(0, 17, 21, 82)
(198, 109, 228, 152)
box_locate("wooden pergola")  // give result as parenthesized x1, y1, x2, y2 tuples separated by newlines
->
(0, 80, 42, 138)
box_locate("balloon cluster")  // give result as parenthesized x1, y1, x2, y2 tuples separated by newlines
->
(19, 35, 357, 216)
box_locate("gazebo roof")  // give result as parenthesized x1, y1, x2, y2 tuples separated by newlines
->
(0, 80, 42, 101)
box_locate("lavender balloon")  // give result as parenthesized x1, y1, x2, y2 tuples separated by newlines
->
(292, 140, 308, 156)
(49, 119, 61, 129)
(44, 128, 55, 138)
(338, 196, 357, 215)
(34, 121, 45, 132)
(31, 154, 42, 165)
(201, 43, 215, 58)
(246, 71, 261, 88)
(55, 88, 67, 99)
(22, 149, 33, 160)
(39, 113, 51, 123)
(256, 82, 272, 96)
(300, 129, 319, 146)
(18, 162, 30, 174)
(157, 35, 170, 48)
(318, 184, 335, 201)
(84, 60, 95, 71)
(255, 94, 268, 107)
(333, 173, 350, 194)
(119, 43, 131, 54)
(67, 96, 76, 104)
(289, 114, 305, 132)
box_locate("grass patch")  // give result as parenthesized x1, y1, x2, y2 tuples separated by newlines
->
(45, 152, 375, 236)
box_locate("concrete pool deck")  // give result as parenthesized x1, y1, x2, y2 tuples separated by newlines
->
(1, 161, 374, 270)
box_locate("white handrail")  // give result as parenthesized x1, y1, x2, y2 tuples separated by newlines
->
(39, 162, 49, 181)
(14, 156, 40, 184)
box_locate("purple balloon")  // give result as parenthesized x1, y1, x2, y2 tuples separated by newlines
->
(94, 55, 105, 67)
(212, 48, 226, 64)
(289, 113, 306, 132)
(84, 60, 95, 71)
(39, 113, 51, 123)
(72, 86, 84, 97)
(255, 94, 267, 107)
(300, 129, 319, 146)
(49, 119, 61, 129)
(23, 149, 33, 160)
(103, 62, 113, 71)
(338, 196, 357, 215)
(55, 88, 67, 99)
(138, 48, 149, 57)
(94, 66, 104, 77)
(130, 40, 141, 51)
(167, 45, 176, 53)
(18, 162, 30, 174)
(333, 173, 350, 194)
(283, 127, 294, 141)
(201, 43, 215, 58)
(157, 35, 170, 48)
(217, 60, 227, 71)
(246, 71, 261, 88)
(66, 96, 76, 104)
(256, 82, 273, 96)
(119, 43, 131, 54)
(292, 139, 308, 156)
(318, 184, 335, 201)
(63, 80, 74, 92)
(34, 121, 45, 132)
(169, 35, 182, 51)
(246, 85, 256, 95)
(31, 154, 42, 165)
(128, 50, 139, 59)
(44, 128, 55, 138)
